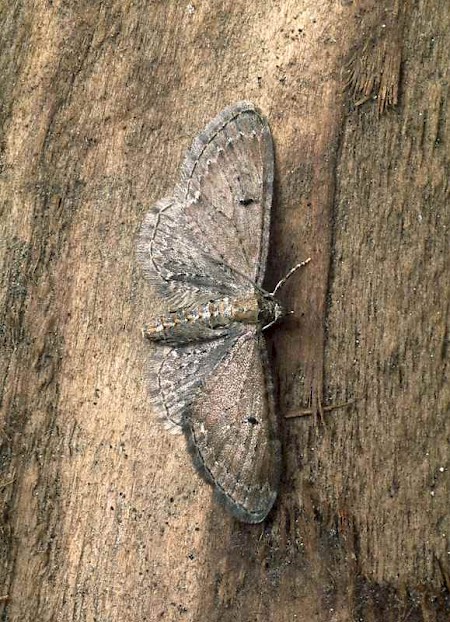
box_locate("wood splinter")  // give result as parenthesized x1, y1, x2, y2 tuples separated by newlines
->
(285, 399, 357, 419)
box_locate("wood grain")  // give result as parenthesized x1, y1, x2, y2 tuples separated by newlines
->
(1, 1, 448, 620)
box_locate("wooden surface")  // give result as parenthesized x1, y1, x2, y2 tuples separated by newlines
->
(0, 1, 448, 620)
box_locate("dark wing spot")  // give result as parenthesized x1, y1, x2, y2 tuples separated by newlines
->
(247, 416, 259, 425)
(239, 198, 254, 206)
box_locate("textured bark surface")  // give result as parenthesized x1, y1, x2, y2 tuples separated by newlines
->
(0, 1, 448, 621)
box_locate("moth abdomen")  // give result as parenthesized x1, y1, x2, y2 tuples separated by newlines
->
(144, 294, 265, 345)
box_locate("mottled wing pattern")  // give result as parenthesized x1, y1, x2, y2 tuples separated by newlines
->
(176, 101, 273, 288)
(147, 327, 245, 433)
(184, 329, 281, 523)
(138, 198, 250, 308)
(137, 102, 273, 306)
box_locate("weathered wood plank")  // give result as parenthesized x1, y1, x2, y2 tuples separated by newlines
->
(0, 1, 448, 620)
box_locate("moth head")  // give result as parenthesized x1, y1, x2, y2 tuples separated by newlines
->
(258, 293, 288, 329)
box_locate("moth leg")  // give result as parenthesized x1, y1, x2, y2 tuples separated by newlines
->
(261, 317, 280, 332)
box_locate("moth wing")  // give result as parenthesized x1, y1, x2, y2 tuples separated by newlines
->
(137, 102, 273, 307)
(137, 197, 249, 308)
(185, 328, 281, 523)
(177, 101, 273, 287)
(146, 327, 245, 433)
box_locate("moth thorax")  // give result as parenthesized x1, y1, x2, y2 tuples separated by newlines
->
(230, 294, 260, 323)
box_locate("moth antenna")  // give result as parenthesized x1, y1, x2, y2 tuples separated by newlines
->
(271, 258, 311, 296)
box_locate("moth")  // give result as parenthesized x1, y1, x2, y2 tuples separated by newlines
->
(138, 101, 304, 523)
